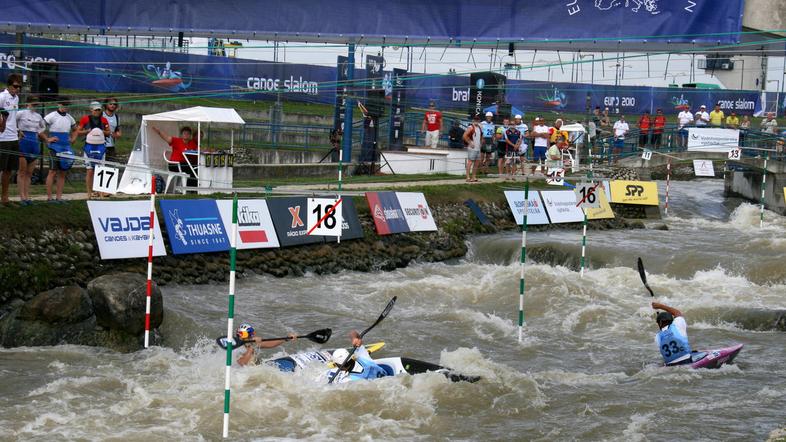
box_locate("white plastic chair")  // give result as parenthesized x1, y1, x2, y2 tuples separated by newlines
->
(163, 151, 186, 194)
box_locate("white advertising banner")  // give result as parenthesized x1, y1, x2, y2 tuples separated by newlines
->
(395, 192, 438, 232)
(217, 199, 281, 249)
(540, 190, 585, 223)
(504, 190, 550, 225)
(692, 159, 716, 177)
(687, 128, 739, 153)
(87, 200, 166, 260)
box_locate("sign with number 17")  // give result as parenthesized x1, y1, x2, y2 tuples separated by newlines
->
(93, 165, 119, 194)
(307, 197, 343, 237)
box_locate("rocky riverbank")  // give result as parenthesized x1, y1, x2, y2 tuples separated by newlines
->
(0, 192, 645, 350)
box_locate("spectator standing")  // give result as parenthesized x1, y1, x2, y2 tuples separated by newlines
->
(421, 100, 442, 149)
(709, 104, 725, 127)
(590, 106, 601, 147)
(504, 123, 522, 180)
(599, 107, 611, 137)
(677, 108, 694, 148)
(462, 114, 482, 182)
(739, 115, 750, 146)
(0, 73, 22, 206)
(43, 99, 77, 203)
(549, 118, 569, 146)
(638, 110, 652, 148)
(531, 117, 550, 173)
(725, 111, 739, 129)
(102, 97, 121, 161)
(513, 115, 529, 175)
(652, 108, 666, 149)
(612, 115, 629, 155)
(77, 101, 110, 197)
(694, 105, 709, 127)
(760, 112, 778, 134)
(480, 111, 496, 172)
(496, 117, 509, 176)
(15, 97, 48, 206)
(448, 120, 464, 149)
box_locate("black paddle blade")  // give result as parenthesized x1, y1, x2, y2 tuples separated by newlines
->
(360, 296, 398, 338)
(216, 336, 241, 350)
(637, 257, 655, 297)
(307, 328, 332, 344)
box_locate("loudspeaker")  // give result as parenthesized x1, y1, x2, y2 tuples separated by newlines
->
(30, 62, 58, 100)
(508, 42, 514, 56)
(177, 32, 184, 48)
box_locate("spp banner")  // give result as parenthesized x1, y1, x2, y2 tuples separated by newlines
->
(609, 180, 660, 206)
(87, 201, 166, 260)
(583, 188, 615, 220)
(395, 192, 438, 232)
(366, 192, 410, 235)
(216, 200, 280, 250)
(159, 200, 230, 254)
(687, 128, 740, 153)
(503, 191, 550, 225)
(540, 191, 585, 223)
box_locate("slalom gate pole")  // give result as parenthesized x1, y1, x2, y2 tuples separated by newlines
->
(664, 159, 671, 217)
(222, 194, 239, 438)
(518, 178, 529, 343)
(760, 153, 768, 228)
(579, 171, 593, 278)
(143, 178, 156, 348)
(337, 147, 343, 244)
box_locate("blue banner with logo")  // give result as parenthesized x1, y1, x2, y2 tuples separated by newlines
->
(159, 200, 230, 254)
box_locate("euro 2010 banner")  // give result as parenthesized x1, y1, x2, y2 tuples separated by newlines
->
(87, 201, 166, 260)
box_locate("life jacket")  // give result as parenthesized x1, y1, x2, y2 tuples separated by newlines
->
(49, 132, 75, 170)
(328, 356, 389, 383)
(480, 121, 496, 138)
(657, 323, 692, 364)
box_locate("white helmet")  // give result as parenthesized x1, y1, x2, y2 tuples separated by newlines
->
(514, 114, 522, 120)
(485, 111, 493, 117)
(331, 348, 350, 365)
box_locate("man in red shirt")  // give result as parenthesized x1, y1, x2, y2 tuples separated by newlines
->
(421, 100, 443, 149)
(152, 125, 198, 187)
(76, 101, 111, 197)
(638, 110, 652, 149)
(651, 108, 666, 149)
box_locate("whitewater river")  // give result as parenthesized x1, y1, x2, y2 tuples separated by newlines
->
(1, 179, 785, 441)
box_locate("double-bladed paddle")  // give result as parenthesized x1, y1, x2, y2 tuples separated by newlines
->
(216, 328, 332, 351)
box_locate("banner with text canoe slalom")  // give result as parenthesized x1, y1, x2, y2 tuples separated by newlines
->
(87, 201, 167, 260)
(366, 192, 410, 235)
(216, 199, 280, 250)
(159, 200, 230, 254)
(323, 197, 365, 243)
(504, 191, 550, 226)
(395, 192, 438, 232)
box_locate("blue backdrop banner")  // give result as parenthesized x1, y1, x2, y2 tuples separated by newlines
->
(159, 200, 230, 254)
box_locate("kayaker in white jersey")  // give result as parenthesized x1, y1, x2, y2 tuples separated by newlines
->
(235, 323, 297, 367)
(652, 302, 693, 366)
(329, 329, 388, 382)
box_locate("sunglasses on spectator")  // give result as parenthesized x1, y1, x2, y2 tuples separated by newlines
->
(9, 83, 21, 89)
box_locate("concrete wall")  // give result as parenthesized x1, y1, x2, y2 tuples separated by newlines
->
(724, 169, 786, 215)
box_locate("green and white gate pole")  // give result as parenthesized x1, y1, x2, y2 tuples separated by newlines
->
(222, 194, 239, 438)
(760, 152, 769, 228)
(518, 178, 529, 343)
(580, 170, 593, 278)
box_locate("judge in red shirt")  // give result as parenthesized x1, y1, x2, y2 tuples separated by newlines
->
(651, 108, 666, 149)
(421, 100, 443, 149)
(637, 111, 652, 148)
(152, 125, 198, 186)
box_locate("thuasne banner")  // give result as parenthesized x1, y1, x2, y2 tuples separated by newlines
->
(395, 192, 438, 232)
(366, 191, 410, 235)
(267, 197, 325, 247)
(216, 199, 280, 250)
(88, 201, 167, 260)
(504, 190, 550, 226)
(609, 180, 660, 206)
(323, 196, 365, 243)
(159, 200, 230, 254)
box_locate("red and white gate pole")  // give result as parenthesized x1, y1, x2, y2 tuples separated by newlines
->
(144, 178, 156, 348)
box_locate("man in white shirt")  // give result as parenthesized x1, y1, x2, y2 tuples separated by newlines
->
(43, 99, 77, 202)
(531, 117, 550, 174)
(0, 74, 22, 205)
(694, 105, 709, 127)
(677, 109, 694, 148)
(612, 115, 629, 154)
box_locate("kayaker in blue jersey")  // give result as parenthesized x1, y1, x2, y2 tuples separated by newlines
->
(329, 330, 388, 382)
(652, 302, 692, 366)
(235, 323, 297, 367)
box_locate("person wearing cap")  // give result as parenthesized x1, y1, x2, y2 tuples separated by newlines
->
(76, 101, 111, 197)
(462, 114, 483, 182)
(709, 104, 725, 127)
(652, 109, 666, 149)
(0, 73, 22, 207)
(694, 105, 709, 127)
(83, 128, 108, 198)
(43, 98, 77, 203)
(480, 111, 496, 172)
(495, 117, 510, 177)
(652, 302, 693, 366)
(421, 100, 442, 149)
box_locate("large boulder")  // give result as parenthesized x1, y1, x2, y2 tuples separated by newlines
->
(87, 273, 164, 335)
(17, 286, 93, 324)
